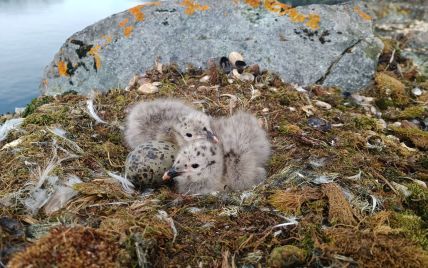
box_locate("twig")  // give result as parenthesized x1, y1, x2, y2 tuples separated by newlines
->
(372, 170, 399, 195)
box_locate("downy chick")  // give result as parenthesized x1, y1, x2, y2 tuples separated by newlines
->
(163, 111, 271, 194)
(163, 140, 225, 194)
(124, 99, 217, 149)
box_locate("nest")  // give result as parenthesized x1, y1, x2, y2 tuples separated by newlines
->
(1, 48, 428, 266)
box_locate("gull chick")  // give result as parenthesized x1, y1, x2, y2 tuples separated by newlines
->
(124, 99, 218, 149)
(163, 111, 271, 194)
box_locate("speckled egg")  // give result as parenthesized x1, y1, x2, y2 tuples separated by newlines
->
(125, 141, 177, 190)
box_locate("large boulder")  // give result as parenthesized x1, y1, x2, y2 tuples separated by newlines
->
(40, 0, 383, 95)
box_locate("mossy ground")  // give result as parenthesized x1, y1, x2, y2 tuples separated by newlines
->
(1, 49, 428, 267)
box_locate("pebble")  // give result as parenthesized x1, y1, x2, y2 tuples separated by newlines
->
(199, 75, 210, 83)
(314, 100, 332, 110)
(228, 51, 244, 66)
(412, 87, 422, 96)
(125, 141, 178, 190)
(138, 83, 159, 94)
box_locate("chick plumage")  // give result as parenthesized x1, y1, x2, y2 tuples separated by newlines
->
(163, 111, 271, 194)
(124, 99, 216, 149)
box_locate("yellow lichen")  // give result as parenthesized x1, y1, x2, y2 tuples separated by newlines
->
(245, 0, 261, 8)
(128, 2, 161, 22)
(180, 0, 209, 16)
(129, 5, 145, 21)
(123, 26, 134, 37)
(305, 14, 320, 30)
(57, 60, 68, 77)
(354, 6, 372, 21)
(118, 18, 129, 27)
(262, 1, 320, 30)
(101, 35, 112, 47)
(88, 45, 102, 70)
(284, 8, 306, 22)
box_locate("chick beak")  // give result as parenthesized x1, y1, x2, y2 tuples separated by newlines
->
(207, 130, 219, 144)
(162, 167, 181, 181)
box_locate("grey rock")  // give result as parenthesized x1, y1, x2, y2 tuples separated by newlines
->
(365, 0, 428, 75)
(41, 0, 382, 94)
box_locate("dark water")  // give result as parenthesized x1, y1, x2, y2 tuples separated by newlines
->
(0, 0, 145, 114)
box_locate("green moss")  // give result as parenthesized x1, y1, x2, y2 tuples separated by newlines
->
(22, 96, 55, 117)
(417, 156, 428, 169)
(353, 115, 379, 131)
(398, 106, 427, 119)
(23, 106, 70, 126)
(390, 212, 428, 249)
(375, 98, 394, 110)
(278, 123, 302, 136)
(390, 126, 428, 150)
(406, 183, 428, 223)
(269, 245, 307, 268)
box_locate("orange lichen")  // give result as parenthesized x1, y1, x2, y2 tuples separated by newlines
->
(180, 0, 209, 16)
(57, 60, 68, 77)
(245, 0, 261, 8)
(264, 0, 290, 15)
(123, 26, 134, 37)
(284, 8, 306, 22)
(305, 14, 320, 30)
(42, 79, 48, 88)
(128, 2, 160, 22)
(118, 18, 129, 27)
(88, 45, 102, 70)
(354, 6, 372, 21)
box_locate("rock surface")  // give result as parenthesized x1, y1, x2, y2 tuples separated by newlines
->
(41, 0, 383, 94)
(365, 0, 428, 76)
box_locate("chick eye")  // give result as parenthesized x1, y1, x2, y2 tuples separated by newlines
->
(191, 164, 199, 169)
(203, 127, 207, 131)
(186, 133, 192, 137)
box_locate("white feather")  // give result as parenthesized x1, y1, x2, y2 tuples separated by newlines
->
(157, 210, 178, 243)
(47, 127, 84, 154)
(43, 175, 82, 215)
(0, 118, 24, 142)
(107, 171, 135, 194)
(24, 188, 49, 214)
(86, 98, 107, 124)
(273, 216, 299, 228)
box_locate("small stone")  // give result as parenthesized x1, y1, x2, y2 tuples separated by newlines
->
(199, 75, 210, 83)
(269, 87, 279, 92)
(314, 100, 332, 110)
(412, 87, 422, 96)
(246, 64, 260, 76)
(228, 51, 244, 66)
(138, 83, 159, 94)
(239, 73, 255, 82)
(262, 108, 269, 113)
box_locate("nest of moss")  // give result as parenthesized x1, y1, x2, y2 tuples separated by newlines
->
(1, 45, 428, 267)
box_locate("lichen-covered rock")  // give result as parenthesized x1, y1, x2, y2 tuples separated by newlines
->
(125, 141, 177, 190)
(41, 0, 382, 94)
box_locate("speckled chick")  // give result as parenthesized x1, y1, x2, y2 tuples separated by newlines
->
(124, 99, 217, 149)
(163, 111, 271, 194)
(125, 141, 177, 190)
